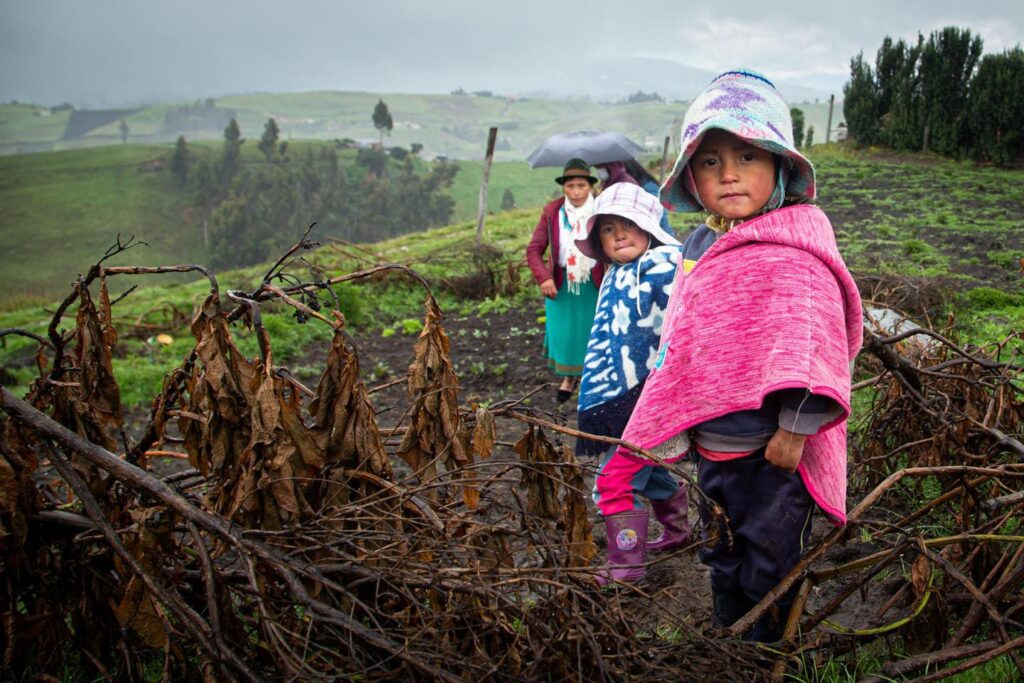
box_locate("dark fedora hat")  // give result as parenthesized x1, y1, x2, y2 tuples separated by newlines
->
(555, 158, 598, 185)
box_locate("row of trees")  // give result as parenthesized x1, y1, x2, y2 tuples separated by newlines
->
(843, 26, 1024, 164)
(169, 118, 458, 269)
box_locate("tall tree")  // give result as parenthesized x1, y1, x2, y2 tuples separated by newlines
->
(845, 26, 1020, 164)
(969, 48, 1024, 164)
(805, 125, 815, 148)
(372, 99, 393, 147)
(918, 27, 983, 156)
(357, 146, 388, 177)
(220, 118, 244, 187)
(170, 135, 189, 186)
(258, 118, 280, 162)
(790, 108, 806, 148)
(843, 52, 879, 145)
(878, 35, 925, 150)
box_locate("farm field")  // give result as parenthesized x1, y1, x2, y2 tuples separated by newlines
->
(1, 145, 1023, 682)
(0, 91, 843, 161)
(1, 140, 1021, 309)
(1, 145, 1023, 401)
(0, 137, 683, 306)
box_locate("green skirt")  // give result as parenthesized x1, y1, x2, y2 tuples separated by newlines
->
(543, 272, 599, 376)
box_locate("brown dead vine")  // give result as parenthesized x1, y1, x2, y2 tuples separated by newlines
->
(1, 238, 1023, 681)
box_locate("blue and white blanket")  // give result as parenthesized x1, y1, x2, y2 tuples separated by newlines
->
(576, 244, 682, 455)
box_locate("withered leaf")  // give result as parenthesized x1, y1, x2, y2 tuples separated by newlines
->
(114, 576, 168, 649)
(396, 296, 472, 503)
(911, 554, 931, 598)
(471, 407, 496, 460)
(559, 445, 596, 567)
(310, 329, 390, 477)
(513, 426, 561, 518)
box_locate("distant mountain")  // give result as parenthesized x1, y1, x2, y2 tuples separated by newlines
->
(517, 57, 839, 104)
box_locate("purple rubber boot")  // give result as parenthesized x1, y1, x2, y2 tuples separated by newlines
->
(595, 510, 649, 586)
(647, 485, 691, 553)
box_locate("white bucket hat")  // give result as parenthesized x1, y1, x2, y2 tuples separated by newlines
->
(575, 183, 681, 262)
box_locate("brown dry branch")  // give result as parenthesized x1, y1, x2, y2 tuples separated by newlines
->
(2, 239, 767, 681)
(0, 328, 54, 349)
(4, 238, 1024, 681)
(3, 385, 772, 681)
(723, 319, 1024, 677)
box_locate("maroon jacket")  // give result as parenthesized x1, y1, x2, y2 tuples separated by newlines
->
(525, 197, 605, 291)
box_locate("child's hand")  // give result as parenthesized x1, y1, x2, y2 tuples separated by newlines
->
(539, 279, 558, 298)
(765, 427, 807, 473)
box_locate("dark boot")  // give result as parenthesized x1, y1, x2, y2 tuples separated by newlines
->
(595, 510, 649, 586)
(647, 485, 691, 553)
(712, 587, 754, 629)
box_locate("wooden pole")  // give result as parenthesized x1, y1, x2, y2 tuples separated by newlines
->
(659, 135, 671, 184)
(475, 126, 499, 247)
(825, 94, 835, 144)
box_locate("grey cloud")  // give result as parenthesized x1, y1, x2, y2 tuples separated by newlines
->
(1, 0, 1021, 105)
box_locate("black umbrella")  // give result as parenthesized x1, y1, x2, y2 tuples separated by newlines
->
(526, 130, 646, 169)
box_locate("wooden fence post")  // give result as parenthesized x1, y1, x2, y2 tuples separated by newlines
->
(825, 94, 835, 144)
(475, 127, 499, 247)
(659, 135, 671, 184)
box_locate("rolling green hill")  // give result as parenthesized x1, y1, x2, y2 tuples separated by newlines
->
(0, 144, 205, 306)
(1, 144, 1022, 412)
(0, 139, 574, 305)
(0, 91, 843, 161)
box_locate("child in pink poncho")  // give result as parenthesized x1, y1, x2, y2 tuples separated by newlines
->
(594, 70, 863, 641)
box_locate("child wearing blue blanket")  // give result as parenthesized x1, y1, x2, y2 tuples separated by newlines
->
(572, 182, 691, 585)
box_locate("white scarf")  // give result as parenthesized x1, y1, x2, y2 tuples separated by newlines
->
(559, 194, 597, 294)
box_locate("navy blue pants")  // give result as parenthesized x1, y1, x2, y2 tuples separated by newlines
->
(697, 448, 814, 640)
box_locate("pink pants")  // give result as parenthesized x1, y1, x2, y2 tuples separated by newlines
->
(592, 446, 683, 516)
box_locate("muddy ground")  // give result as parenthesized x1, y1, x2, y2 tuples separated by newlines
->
(344, 302, 867, 636)
(349, 303, 717, 622)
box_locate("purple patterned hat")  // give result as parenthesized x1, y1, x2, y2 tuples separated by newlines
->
(660, 69, 816, 214)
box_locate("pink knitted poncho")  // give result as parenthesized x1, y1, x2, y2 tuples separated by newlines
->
(619, 205, 863, 525)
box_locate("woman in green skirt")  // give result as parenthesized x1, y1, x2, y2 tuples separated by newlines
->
(526, 159, 605, 403)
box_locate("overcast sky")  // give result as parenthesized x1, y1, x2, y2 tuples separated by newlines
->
(1, 0, 1021, 106)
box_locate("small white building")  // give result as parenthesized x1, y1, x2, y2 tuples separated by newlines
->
(834, 122, 848, 142)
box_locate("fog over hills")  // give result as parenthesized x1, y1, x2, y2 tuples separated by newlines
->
(519, 57, 836, 104)
(5, 54, 836, 110)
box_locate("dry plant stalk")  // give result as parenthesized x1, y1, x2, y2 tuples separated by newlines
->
(4, 239, 1024, 681)
(395, 294, 476, 507)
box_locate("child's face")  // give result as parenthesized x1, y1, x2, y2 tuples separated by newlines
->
(690, 129, 777, 221)
(598, 216, 650, 264)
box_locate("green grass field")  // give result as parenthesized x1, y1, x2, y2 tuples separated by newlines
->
(2, 143, 1022, 411)
(0, 139, 704, 306)
(0, 140, 411, 305)
(0, 92, 842, 162)
(0, 144, 207, 306)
